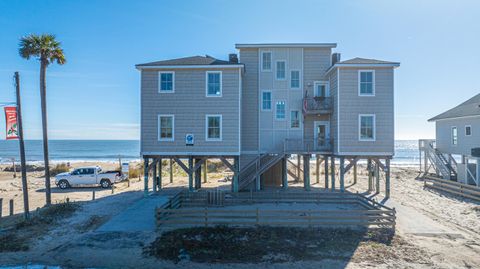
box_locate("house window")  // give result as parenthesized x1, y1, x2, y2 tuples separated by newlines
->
(261, 52, 272, 71)
(359, 70, 375, 96)
(276, 61, 286, 80)
(206, 71, 222, 96)
(466, 125, 472, 136)
(359, 114, 375, 141)
(262, 91, 272, 110)
(452, 126, 458, 145)
(158, 115, 174, 141)
(158, 72, 174, 92)
(206, 115, 222, 141)
(290, 110, 300, 128)
(276, 101, 286, 120)
(291, 70, 300, 88)
(314, 81, 329, 97)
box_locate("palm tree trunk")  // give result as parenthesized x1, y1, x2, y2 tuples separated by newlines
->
(40, 59, 51, 206)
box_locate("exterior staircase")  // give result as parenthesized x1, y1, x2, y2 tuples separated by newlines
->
(238, 153, 285, 191)
(423, 140, 457, 180)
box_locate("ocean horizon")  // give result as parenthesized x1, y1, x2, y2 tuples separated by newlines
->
(0, 139, 421, 166)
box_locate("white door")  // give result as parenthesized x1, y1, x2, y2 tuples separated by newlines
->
(314, 121, 330, 150)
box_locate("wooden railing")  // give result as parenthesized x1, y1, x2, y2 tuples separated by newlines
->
(424, 175, 480, 201)
(284, 138, 333, 153)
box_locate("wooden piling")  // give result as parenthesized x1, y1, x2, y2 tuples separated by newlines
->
(303, 155, 310, 191)
(188, 157, 194, 192)
(353, 162, 357, 185)
(340, 157, 345, 192)
(367, 159, 373, 192)
(282, 156, 288, 189)
(315, 155, 320, 184)
(375, 162, 380, 194)
(143, 158, 149, 196)
(330, 156, 335, 191)
(9, 199, 14, 216)
(0, 198, 3, 217)
(92, 190, 96, 200)
(296, 154, 301, 182)
(158, 158, 162, 190)
(152, 160, 157, 193)
(169, 158, 173, 183)
(386, 158, 391, 198)
(324, 156, 329, 189)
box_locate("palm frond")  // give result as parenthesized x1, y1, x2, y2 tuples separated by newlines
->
(18, 33, 66, 65)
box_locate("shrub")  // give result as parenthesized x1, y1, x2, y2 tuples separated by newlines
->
(50, 163, 70, 176)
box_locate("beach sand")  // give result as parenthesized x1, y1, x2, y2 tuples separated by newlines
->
(1, 161, 479, 268)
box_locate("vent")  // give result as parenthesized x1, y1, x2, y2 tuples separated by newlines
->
(332, 53, 341, 65)
(229, 53, 238, 64)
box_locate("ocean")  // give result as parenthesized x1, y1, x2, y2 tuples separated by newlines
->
(0, 140, 420, 166)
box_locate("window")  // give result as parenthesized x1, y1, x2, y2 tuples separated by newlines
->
(452, 126, 458, 145)
(358, 70, 375, 96)
(158, 72, 174, 92)
(158, 115, 174, 141)
(206, 115, 222, 141)
(359, 114, 375, 141)
(290, 110, 300, 128)
(291, 70, 300, 88)
(262, 91, 272, 111)
(314, 81, 329, 97)
(276, 61, 286, 80)
(261, 52, 272, 71)
(206, 71, 222, 96)
(276, 101, 286, 120)
(466, 125, 472, 136)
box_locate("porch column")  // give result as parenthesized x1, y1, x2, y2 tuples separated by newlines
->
(385, 158, 391, 198)
(303, 154, 310, 191)
(339, 157, 345, 192)
(143, 157, 149, 196)
(169, 158, 173, 183)
(282, 156, 288, 189)
(330, 156, 335, 191)
(157, 158, 162, 190)
(324, 156, 329, 189)
(188, 157, 193, 192)
(194, 158, 201, 190)
(316, 155, 320, 184)
(152, 160, 157, 193)
(232, 156, 239, 193)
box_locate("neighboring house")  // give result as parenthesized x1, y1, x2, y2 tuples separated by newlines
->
(423, 93, 480, 185)
(136, 43, 400, 196)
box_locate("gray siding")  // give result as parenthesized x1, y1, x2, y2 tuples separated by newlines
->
(337, 67, 395, 155)
(141, 68, 241, 155)
(239, 49, 259, 153)
(303, 48, 332, 98)
(329, 68, 338, 151)
(436, 116, 480, 156)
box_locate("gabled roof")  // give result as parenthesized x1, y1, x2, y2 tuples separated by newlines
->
(235, 43, 337, 48)
(336, 57, 400, 65)
(428, 93, 480, 122)
(136, 55, 240, 67)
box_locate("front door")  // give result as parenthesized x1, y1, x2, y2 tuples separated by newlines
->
(314, 121, 330, 150)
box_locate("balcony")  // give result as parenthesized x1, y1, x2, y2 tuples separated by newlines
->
(303, 97, 333, 115)
(284, 138, 333, 154)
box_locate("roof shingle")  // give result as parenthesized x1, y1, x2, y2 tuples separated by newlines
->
(428, 93, 480, 121)
(337, 57, 400, 65)
(136, 55, 236, 67)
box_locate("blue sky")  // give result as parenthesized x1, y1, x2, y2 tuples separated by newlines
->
(0, 0, 479, 140)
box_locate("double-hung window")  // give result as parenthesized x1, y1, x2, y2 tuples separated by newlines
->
(262, 91, 272, 110)
(359, 114, 375, 141)
(314, 81, 329, 97)
(452, 127, 458, 145)
(276, 61, 286, 80)
(291, 70, 300, 88)
(290, 110, 300, 128)
(276, 101, 286, 120)
(206, 71, 222, 96)
(358, 70, 375, 96)
(158, 72, 174, 93)
(158, 115, 174, 141)
(206, 115, 222, 141)
(261, 52, 272, 71)
(465, 125, 472, 136)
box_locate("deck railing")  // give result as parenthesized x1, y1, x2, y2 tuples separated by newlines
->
(303, 97, 333, 114)
(284, 138, 333, 153)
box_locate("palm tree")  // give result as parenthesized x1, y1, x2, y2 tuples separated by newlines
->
(19, 34, 66, 206)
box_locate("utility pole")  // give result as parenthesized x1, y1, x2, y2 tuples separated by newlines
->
(15, 72, 29, 219)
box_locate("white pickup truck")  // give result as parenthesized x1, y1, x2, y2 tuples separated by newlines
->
(54, 166, 123, 189)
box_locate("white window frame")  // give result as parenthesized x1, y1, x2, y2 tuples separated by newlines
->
(313, 81, 330, 97)
(205, 114, 222, 141)
(290, 110, 301, 129)
(451, 126, 458, 145)
(158, 71, 175, 93)
(465, 125, 472, 136)
(261, 90, 272, 111)
(261, 51, 272, 72)
(158, 114, 174, 141)
(275, 101, 286, 121)
(358, 70, 375, 96)
(358, 114, 376, 141)
(290, 70, 301, 89)
(276, 60, 286, 80)
(205, 71, 222, 97)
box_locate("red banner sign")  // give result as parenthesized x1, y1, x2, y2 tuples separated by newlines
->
(4, 106, 19, 140)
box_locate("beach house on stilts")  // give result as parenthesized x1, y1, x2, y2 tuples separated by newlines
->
(136, 43, 400, 197)
(420, 93, 480, 186)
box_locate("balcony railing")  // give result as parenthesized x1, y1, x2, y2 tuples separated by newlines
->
(303, 97, 333, 114)
(284, 138, 333, 153)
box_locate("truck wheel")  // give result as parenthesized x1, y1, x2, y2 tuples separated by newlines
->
(58, 180, 69, 189)
(100, 179, 111, 188)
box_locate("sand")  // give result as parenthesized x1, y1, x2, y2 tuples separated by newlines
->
(0, 161, 479, 268)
